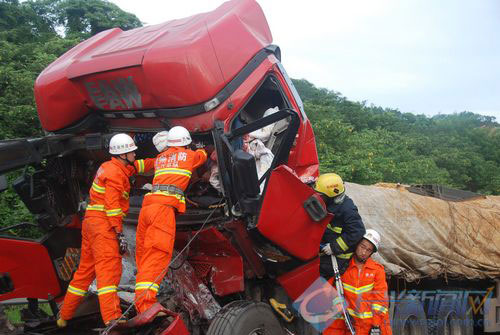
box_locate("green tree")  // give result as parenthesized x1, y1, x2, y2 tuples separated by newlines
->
(293, 79, 499, 195)
(47, 0, 142, 37)
(0, 0, 142, 140)
(0, 0, 55, 43)
(0, 0, 143, 236)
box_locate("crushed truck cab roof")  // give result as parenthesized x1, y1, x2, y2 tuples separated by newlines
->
(34, 0, 272, 132)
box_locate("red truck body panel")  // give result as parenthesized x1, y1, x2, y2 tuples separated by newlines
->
(0, 238, 61, 300)
(127, 303, 189, 335)
(257, 166, 332, 260)
(277, 258, 320, 301)
(176, 228, 244, 296)
(0, 1, 328, 331)
(34, 0, 272, 132)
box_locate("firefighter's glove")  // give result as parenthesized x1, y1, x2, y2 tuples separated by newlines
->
(321, 243, 333, 255)
(117, 233, 128, 255)
(369, 326, 381, 335)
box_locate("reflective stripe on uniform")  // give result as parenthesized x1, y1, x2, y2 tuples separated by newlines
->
(135, 282, 159, 292)
(343, 282, 374, 295)
(87, 204, 105, 211)
(122, 191, 129, 200)
(337, 252, 353, 259)
(154, 168, 192, 178)
(106, 208, 123, 217)
(97, 285, 117, 296)
(137, 159, 145, 173)
(336, 236, 349, 251)
(92, 182, 106, 193)
(347, 308, 373, 319)
(327, 224, 342, 234)
(372, 303, 388, 314)
(67, 285, 87, 297)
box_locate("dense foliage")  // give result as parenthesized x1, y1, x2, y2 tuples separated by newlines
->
(0, 0, 498, 238)
(293, 79, 500, 194)
(0, 0, 141, 139)
(0, 0, 141, 235)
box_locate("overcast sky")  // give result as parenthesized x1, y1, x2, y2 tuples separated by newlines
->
(110, 0, 500, 120)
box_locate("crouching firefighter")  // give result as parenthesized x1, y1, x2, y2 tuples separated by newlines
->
(324, 229, 392, 335)
(314, 173, 366, 278)
(134, 126, 207, 314)
(57, 134, 155, 327)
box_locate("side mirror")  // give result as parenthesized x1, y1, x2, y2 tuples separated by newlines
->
(0, 175, 7, 193)
(232, 150, 260, 214)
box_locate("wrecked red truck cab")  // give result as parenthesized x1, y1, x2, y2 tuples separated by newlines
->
(0, 0, 329, 334)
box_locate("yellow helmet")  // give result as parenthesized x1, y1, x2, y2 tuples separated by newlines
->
(314, 173, 345, 199)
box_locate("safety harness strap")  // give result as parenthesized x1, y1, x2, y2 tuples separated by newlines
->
(151, 184, 184, 195)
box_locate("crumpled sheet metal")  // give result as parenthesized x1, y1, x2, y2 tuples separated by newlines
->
(345, 182, 500, 281)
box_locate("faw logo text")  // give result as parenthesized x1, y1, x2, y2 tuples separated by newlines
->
(84, 76, 142, 110)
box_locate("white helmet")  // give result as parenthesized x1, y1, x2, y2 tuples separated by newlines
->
(153, 130, 169, 152)
(167, 126, 192, 146)
(109, 133, 137, 155)
(363, 229, 381, 252)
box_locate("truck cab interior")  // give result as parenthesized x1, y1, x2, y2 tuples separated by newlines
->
(123, 73, 295, 231)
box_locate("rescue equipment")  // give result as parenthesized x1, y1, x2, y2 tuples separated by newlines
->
(150, 184, 185, 196)
(331, 254, 356, 334)
(270, 298, 294, 322)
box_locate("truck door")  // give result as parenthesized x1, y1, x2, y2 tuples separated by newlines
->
(212, 109, 331, 261)
(256, 166, 332, 260)
(0, 228, 81, 302)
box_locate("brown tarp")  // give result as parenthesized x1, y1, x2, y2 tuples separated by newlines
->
(345, 182, 500, 281)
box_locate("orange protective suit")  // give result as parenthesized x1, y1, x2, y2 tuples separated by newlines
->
(60, 158, 154, 324)
(323, 258, 392, 335)
(135, 146, 207, 313)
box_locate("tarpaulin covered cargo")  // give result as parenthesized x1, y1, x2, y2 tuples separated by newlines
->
(346, 182, 500, 281)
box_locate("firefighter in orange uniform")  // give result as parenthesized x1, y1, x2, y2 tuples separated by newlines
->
(134, 126, 207, 313)
(323, 229, 392, 335)
(57, 133, 155, 327)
